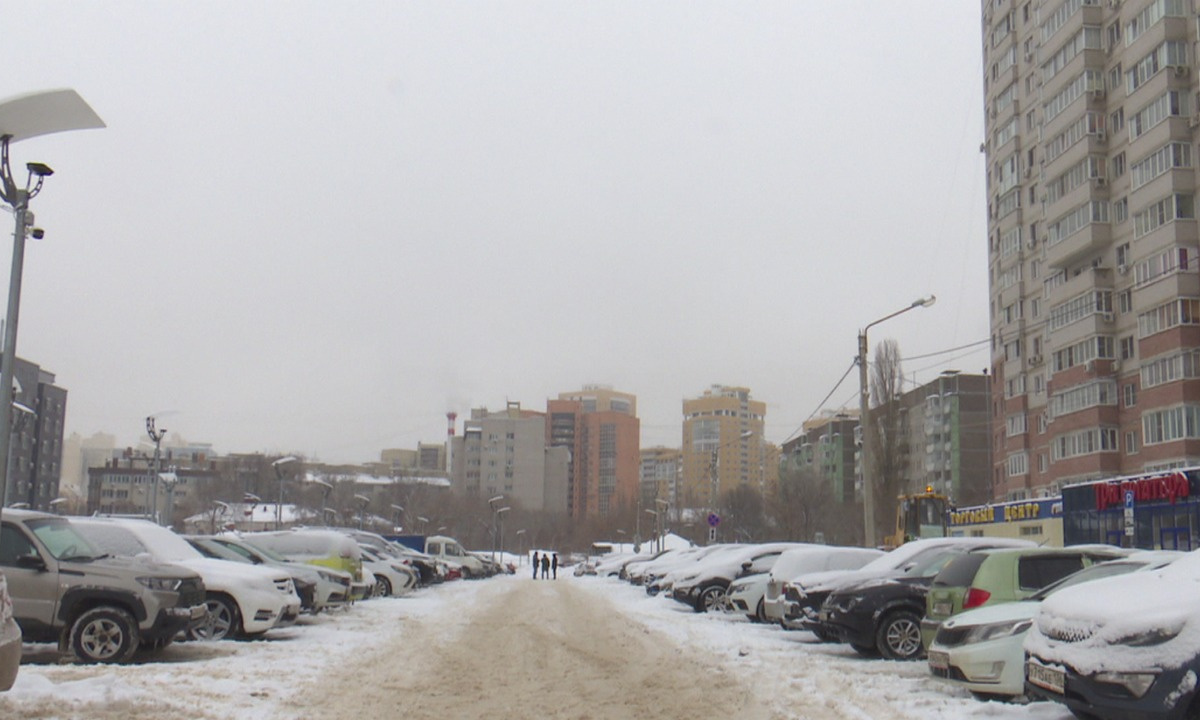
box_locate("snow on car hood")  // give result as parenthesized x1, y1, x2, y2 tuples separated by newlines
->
(1027, 553, 1200, 674)
(175, 557, 288, 592)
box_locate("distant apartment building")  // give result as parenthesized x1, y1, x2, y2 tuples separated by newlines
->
(680, 385, 775, 511)
(381, 443, 447, 473)
(900, 372, 993, 506)
(547, 385, 640, 518)
(639, 446, 681, 513)
(782, 411, 860, 504)
(449, 402, 569, 513)
(5, 358, 67, 511)
(87, 451, 217, 518)
(981, 0, 1200, 499)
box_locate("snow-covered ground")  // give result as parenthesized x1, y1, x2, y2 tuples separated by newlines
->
(0, 573, 1075, 719)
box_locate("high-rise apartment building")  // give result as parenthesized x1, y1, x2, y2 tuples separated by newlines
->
(783, 411, 860, 504)
(448, 402, 569, 513)
(983, 0, 1200, 500)
(547, 385, 640, 519)
(639, 446, 682, 512)
(680, 385, 774, 512)
(7, 358, 67, 510)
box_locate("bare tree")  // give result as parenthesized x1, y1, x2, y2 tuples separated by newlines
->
(868, 338, 909, 540)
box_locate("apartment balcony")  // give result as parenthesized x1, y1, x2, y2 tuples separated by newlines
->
(1132, 263, 1200, 309)
(1047, 266, 1114, 303)
(1046, 212, 1111, 269)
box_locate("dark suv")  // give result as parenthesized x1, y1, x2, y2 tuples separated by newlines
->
(1, 509, 206, 663)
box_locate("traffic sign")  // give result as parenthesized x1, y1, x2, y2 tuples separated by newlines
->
(707, 513, 720, 527)
(708, 526, 717, 543)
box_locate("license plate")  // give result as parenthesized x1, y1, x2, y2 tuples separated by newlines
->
(927, 650, 949, 671)
(933, 602, 952, 616)
(1027, 661, 1065, 695)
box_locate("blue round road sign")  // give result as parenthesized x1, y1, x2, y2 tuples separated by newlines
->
(707, 513, 720, 527)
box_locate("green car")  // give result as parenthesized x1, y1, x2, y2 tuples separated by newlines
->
(920, 545, 1129, 649)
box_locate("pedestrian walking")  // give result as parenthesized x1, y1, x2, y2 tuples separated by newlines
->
(552, 553, 558, 579)
(532, 551, 539, 580)
(540, 553, 550, 579)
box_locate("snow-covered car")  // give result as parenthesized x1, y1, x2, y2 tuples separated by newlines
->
(243, 529, 371, 600)
(1025, 549, 1200, 718)
(731, 545, 883, 623)
(594, 551, 642, 577)
(191, 535, 353, 613)
(0, 570, 19, 690)
(640, 545, 738, 594)
(669, 543, 805, 613)
(360, 545, 418, 597)
(783, 537, 1034, 638)
(927, 551, 1180, 701)
(625, 546, 709, 587)
(72, 517, 301, 641)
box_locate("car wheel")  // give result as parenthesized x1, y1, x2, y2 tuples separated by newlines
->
(850, 642, 878, 657)
(696, 586, 725, 613)
(70, 606, 139, 664)
(189, 594, 241, 641)
(876, 610, 923, 660)
(374, 576, 393, 598)
(753, 599, 768, 623)
(971, 691, 1018, 703)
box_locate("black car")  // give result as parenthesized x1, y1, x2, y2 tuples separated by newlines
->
(816, 546, 985, 660)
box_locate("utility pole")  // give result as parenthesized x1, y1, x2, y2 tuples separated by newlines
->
(146, 416, 166, 523)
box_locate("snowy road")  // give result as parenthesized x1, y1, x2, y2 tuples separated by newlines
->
(0, 574, 1076, 720)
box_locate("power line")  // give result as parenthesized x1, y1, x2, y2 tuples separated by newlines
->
(904, 338, 991, 362)
(782, 359, 858, 445)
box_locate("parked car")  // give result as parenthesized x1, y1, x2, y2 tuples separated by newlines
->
(816, 538, 1036, 660)
(734, 545, 883, 625)
(243, 529, 370, 600)
(0, 570, 19, 689)
(643, 545, 738, 595)
(921, 545, 1131, 648)
(424, 535, 486, 578)
(201, 534, 351, 611)
(1025, 549, 1200, 719)
(783, 537, 1034, 639)
(927, 551, 1180, 701)
(72, 517, 300, 641)
(669, 543, 805, 613)
(359, 545, 418, 597)
(1, 509, 206, 662)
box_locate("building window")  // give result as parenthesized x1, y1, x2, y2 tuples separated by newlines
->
(1123, 383, 1137, 407)
(1051, 427, 1120, 460)
(1142, 405, 1200, 445)
(1126, 430, 1139, 454)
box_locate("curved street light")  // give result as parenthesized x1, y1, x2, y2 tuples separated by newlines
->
(858, 295, 936, 547)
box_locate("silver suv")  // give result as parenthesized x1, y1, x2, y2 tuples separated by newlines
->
(0, 509, 206, 663)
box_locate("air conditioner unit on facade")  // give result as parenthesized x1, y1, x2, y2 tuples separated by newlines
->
(1102, 312, 1114, 322)
(1028, 237, 1039, 249)
(1174, 66, 1190, 77)
(1028, 355, 1043, 366)
(1086, 359, 1096, 372)
(1190, 115, 1200, 129)
(1092, 89, 1106, 100)
(1118, 264, 1129, 274)
(1096, 130, 1106, 141)
(1024, 167, 1032, 178)
(1094, 177, 1108, 187)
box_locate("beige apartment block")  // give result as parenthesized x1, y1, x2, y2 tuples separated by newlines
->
(983, 0, 1200, 501)
(680, 385, 774, 513)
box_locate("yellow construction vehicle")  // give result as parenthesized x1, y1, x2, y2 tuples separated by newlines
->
(883, 486, 949, 548)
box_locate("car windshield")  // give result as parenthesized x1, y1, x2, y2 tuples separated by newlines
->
(193, 538, 251, 563)
(27, 518, 104, 561)
(1029, 560, 1153, 601)
(903, 548, 967, 578)
(237, 539, 288, 563)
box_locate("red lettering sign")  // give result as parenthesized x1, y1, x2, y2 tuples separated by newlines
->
(1095, 472, 1191, 511)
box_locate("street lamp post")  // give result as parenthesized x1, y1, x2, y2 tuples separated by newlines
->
(272, 456, 298, 530)
(354, 494, 370, 530)
(707, 430, 754, 543)
(0, 89, 103, 522)
(390, 504, 405, 532)
(146, 416, 167, 523)
(496, 506, 509, 565)
(858, 295, 936, 548)
(655, 498, 669, 553)
(487, 495, 504, 564)
(515, 528, 526, 566)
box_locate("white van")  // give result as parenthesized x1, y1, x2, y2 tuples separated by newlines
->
(424, 535, 485, 578)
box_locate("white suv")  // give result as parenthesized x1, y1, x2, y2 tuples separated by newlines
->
(72, 517, 300, 640)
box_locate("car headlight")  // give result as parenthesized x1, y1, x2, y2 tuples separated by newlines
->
(1094, 671, 1157, 698)
(1117, 625, 1183, 647)
(962, 619, 1033, 644)
(137, 576, 182, 592)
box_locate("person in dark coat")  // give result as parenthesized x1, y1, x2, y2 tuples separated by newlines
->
(532, 551, 539, 579)
(540, 553, 550, 579)
(552, 553, 558, 579)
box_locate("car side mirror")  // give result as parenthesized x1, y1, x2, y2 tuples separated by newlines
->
(16, 553, 46, 571)
(741, 561, 753, 572)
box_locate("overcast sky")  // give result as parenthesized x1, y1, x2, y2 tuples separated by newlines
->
(1, 1, 989, 463)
